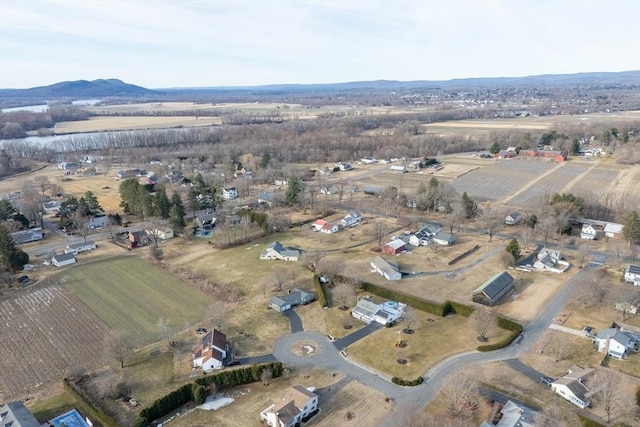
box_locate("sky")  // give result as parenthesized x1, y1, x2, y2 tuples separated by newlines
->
(1, 0, 639, 89)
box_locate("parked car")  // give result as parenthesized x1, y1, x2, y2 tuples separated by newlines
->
(540, 376, 554, 386)
(227, 360, 241, 366)
(195, 327, 207, 335)
(18, 275, 29, 283)
(583, 326, 596, 338)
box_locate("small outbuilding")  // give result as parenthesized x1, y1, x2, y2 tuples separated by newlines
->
(370, 256, 402, 281)
(624, 265, 640, 284)
(472, 271, 514, 306)
(382, 239, 406, 256)
(51, 252, 77, 268)
(505, 212, 522, 226)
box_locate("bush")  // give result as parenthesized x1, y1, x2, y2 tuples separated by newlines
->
(447, 301, 475, 317)
(391, 376, 424, 386)
(636, 385, 640, 405)
(192, 384, 206, 404)
(313, 275, 329, 308)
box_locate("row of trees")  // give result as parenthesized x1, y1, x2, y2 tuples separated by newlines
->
(118, 179, 186, 231)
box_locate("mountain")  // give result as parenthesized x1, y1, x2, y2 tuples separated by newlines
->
(0, 79, 158, 98)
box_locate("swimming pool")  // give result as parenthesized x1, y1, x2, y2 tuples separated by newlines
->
(50, 409, 90, 427)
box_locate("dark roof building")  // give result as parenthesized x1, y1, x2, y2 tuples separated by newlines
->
(0, 401, 40, 427)
(472, 271, 514, 306)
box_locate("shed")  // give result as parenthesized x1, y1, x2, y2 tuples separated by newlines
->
(604, 223, 623, 238)
(370, 256, 402, 281)
(472, 271, 514, 306)
(382, 239, 406, 256)
(52, 252, 77, 267)
(432, 232, 454, 246)
(505, 212, 522, 225)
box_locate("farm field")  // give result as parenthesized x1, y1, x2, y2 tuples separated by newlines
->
(451, 159, 557, 202)
(53, 115, 220, 133)
(564, 165, 621, 201)
(0, 282, 112, 401)
(506, 163, 587, 207)
(63, 256, 212, 347)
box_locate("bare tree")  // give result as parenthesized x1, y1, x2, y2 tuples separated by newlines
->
(300, 251, 325, 275)
(71, 210, 92, 242)
(343, 274, 362, 296)
(157, 317, 173, 347)
(468, 309, 496, 341)
(105, 332, 129, 369)
(32, 175, 50, 197)
(613, 286, 639, 321)
(575, 274, 606, 309)
(437, 374, 480, 420)
(402, 306, 419, 333)
(318, 257, 345, 282)
(18, 196, 45, 229)
(608, 240, 625, 268)
(204, 301, 228, 330)
(591, 368, 631, 423)
(482, 205, 500, 242)
(261, 367, 273, 386)
(535, 402, 581, 427)
(536, 215, 556, 247)
(270, 266, 289, 292)
(576, 242, 589, 268)
(333, 285, 353, 310)
(546, 332, 572, 362)
(373, 222, 387, 246)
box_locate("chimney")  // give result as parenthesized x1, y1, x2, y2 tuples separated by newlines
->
(603, 336, 611, 355)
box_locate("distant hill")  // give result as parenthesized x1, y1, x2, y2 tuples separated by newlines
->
(0, 79, 158, 98)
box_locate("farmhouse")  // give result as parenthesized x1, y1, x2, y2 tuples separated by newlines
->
(533, 248, 569, 273)
(370, 256, 402, 281)
(551, 365, 595, 409)
(51, 252, 76, 268)
(260, 241, 300, 262)
(595, 328, 637, 359)
(312, 219, 338, 234)
(604, 222, 623, 238)
(57, 162, 81, 170)
(195, 213, 217, 229)
(352, 297, 405, 325)
(472, 271, 514, 306)
(192, 329, 229, 372)
(10, 228, 43, 244)
(624, 265, 640, 285)
(432, 232, 454, 246)
(580, 223, 599, 240)
(269, 288, 315, 312)
(504, 212, 522, 226)
(341, 211, 362, 227)
(222, 187, 238, 200)
(383, 239, 406, 256)
(260, 385, 319, 427)
(64, 240, 97, 255)
(0, 401, 40, 427)
(127, 230, 150, 249)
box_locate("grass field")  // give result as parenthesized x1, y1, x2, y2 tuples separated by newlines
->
(54, 116, 220, 133)
(63, 256, 212, 347)
(348, 313, 511, 378)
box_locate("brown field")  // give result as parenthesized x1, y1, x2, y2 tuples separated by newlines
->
(312, 382, 393, 426)
(53, 115, 221, 133)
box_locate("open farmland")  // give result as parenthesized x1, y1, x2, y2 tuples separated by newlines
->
(63, 256, 211, 347)
(565, 165, 622, 200)
(0, 283, 112, 401)
(506, 163, 587, 207)
(53, 115, 220, 133)
(451, 159, 557, 202)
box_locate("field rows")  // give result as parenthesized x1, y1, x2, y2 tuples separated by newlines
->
(0, 285, 112, 400)
(566, 167, 621, 200)
(507, 164, 586, 207)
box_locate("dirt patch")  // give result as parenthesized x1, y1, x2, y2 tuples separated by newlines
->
(290, 340, 322, 357)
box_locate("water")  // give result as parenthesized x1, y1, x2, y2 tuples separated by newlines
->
(1, 104, 49, 113)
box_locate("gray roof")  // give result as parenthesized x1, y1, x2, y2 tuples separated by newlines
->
(496, 400, 536, 427)
(371, 256, 400, 275)
(596, 328, 635, 347)
(53, 252, 76, 262)
(197, 213, 217, 224)
(474, 271, 514, 298)
(627, 265, 640, 275)
(434, 232, 453, 241)
(353, 298, 381, 319)
(271, 289, 315, 307)
(0, 401, 40, 427)
(67, 240, 95, 249)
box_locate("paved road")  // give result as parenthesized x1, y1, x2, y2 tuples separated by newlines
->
(332, 322, 383, 350)
(283, 309, 304, 333)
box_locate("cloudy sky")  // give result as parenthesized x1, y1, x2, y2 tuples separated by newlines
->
(1, 0, 639, 89)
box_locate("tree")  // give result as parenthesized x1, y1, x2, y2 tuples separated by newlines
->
(261, 367, 273, 386)
(186, 188, 201, 217)
(482, 206, 500, 242)
(437, 374, 480, 420)
(576, 242, 589, 268)
(0, 199, 15, 221)
(204, 301, 228, 330)
(0, 226, 29, 271)
(546, 332, 572, 362)
(79, 190, 103, 217)
(300, 251, 325, 274)
(343, 274, 361, 296)
(489, 142, 500, 155)
(70, 210, 92, 242)
(614, 286, 638, 321)
(591, 368, 631, 423)
(33, 175, 50, 197)
(286, 176, 303, 206)
(318, 257, 345, 283)
(622, 211, 640, 247)
(373, 222, 387, 247)
(153, 187, 171, 219)
(575, 277, 605, 309)
(505, 238, 521, 261)
(105, 332, 129, 369)
(169, 205, 186, 232)
(270, 266, 288, 292)
(260, 152, 271, 169)
(333, 285, 352, 310)
(402, 306, 419, 333)
(468, 309, 496, 341)
(460, 192, 478, 220)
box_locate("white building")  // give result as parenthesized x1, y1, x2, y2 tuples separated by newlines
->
(260, 386, 319, 427)
(580, 223, 599, 240)
(340, 211, 362, 227)
(260, 241, 300, 262)
(222, 187, 238, 200)
(370, 256, 402, 281)
(10, 228, 43, 244)
(51, 253, 76, 267)
(595, 328, 637, 359)
(624, 265, 640, 285)
(352, 297, 406, 325)
(604, 222, 623, 238)
(64, 240, 97, 255)
(192, 329, 228, 372)
(551, 365, 595, 409)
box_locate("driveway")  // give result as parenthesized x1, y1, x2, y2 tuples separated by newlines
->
(237, 354, 277, 365)
(332, 322, 383, 350)
(549, 323, 590, 338)
(503, 358, 548, 383)
(283, 309, 304, 333)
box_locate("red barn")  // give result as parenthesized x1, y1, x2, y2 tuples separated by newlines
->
(383, 239, 406, 256)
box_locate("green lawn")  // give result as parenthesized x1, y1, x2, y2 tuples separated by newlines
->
(63, 256, 212, 347)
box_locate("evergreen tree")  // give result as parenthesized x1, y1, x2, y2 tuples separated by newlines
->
(489, 142, 500, 155)
(0, 199, 16, 221)
(461, 192, 478, 219)
(79, 190, 103, 216)
(186, 188, 201, 216)
(169, 204, 186, 232)
(0, 226, 29, 271)
(286, 176, 303, 206)
(505, 238, 521, 260)
(623, 211, 640, 246)
(260, 152, 271, 169)
(170, 191, 185, 216)
(154, 187, 171, 219)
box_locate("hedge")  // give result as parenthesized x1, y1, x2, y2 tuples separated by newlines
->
(448, 244, 480, 266)
(391, 376, 424, 386)
(477, 318, 523, 352)
(62, 378, 118, 427)
(578, 415, 605, 427)
(313, 275, 329, 308)
(447, 301, 475, 317)
(195, 362, 284, 388)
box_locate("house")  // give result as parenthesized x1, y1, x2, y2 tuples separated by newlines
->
(115, 169, 141, 180)
(383, 239, 406, 256)
(258, 191, 275, 207)
(275, 179, 288, 187)
(10, 228, 43, 244)
(64, 240, 96, 255)
(432, 232, 454, 246)
(480, 400, 536, 427)
(320, 186, 337, 195)
(51, 252, 76, 267)
(616, 296, 640, 316)
(472, 271, 514, 306)
(551, 365, 596, 408)
(624, 265, 640, 284)
(148, 228, 174, 240)
(222, 187, 238, 200)
(504, 212, 522, 226)
(341, 211, 362, 227)
(370, 256, 402, 281)
(319, 167, 332, 177)
(126, 230, 150, 249)
(595, 328, 637, 359)
(410, 223, 443, 246)
(42, 201, 61, 212)
(352, 298, 382, 324)
(312, 219, 338, 234)
(0, 401, 40, 427)
(335, 162, 353, 171)
(57, 162, 81, 170)
(604, 222, 623, 238)
(192, 329, 229, 372)
(352, 297, 406, 325)
(195, 213, 217, 229)
(533, 248, 570, 272)
(260, 241, 300, 262)
(88, 215, 108, 229)
(580, 223, 599, 240)
(260, 385, 319, 427)
(390, 165, 407, 173)
(269, 288, 316, 312)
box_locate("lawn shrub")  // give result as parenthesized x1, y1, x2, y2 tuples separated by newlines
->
(313, 275, 329, 308)
(391, 376, 424, 386)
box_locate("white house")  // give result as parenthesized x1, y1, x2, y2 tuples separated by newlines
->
(370, 256, 402, 281)
(351, 298, 382, 324)
(504, 212, 522, 226)
(148, 228, 174, 240)
(88, 216, 108, 229)
(352, 298, 405, 325)
(533, 248, 570, 273)
(260, 241, 300, 262)
(432, 232, 454, 246)
(269, 288, 316, 312)
(604, 222, 623, 238)
(551, 365, 595, 409)
(42, 201, 61, 212)
(222, 187, 238, 200)
(260, 385, 319, 427)
(10, 228, 43, 244)
(624, 265, 640, 285)
(312, 219, 338, 234)
(192, 329, 229, 372)
(580, 223, 599, 240)
(64, 240, 97, 255)
(389, 165, 407, 173)
(595, 328, 637, 359)
(480, 400, 536, 427)
(340, 211, 361, 227)
(51, 253, 76, 267)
